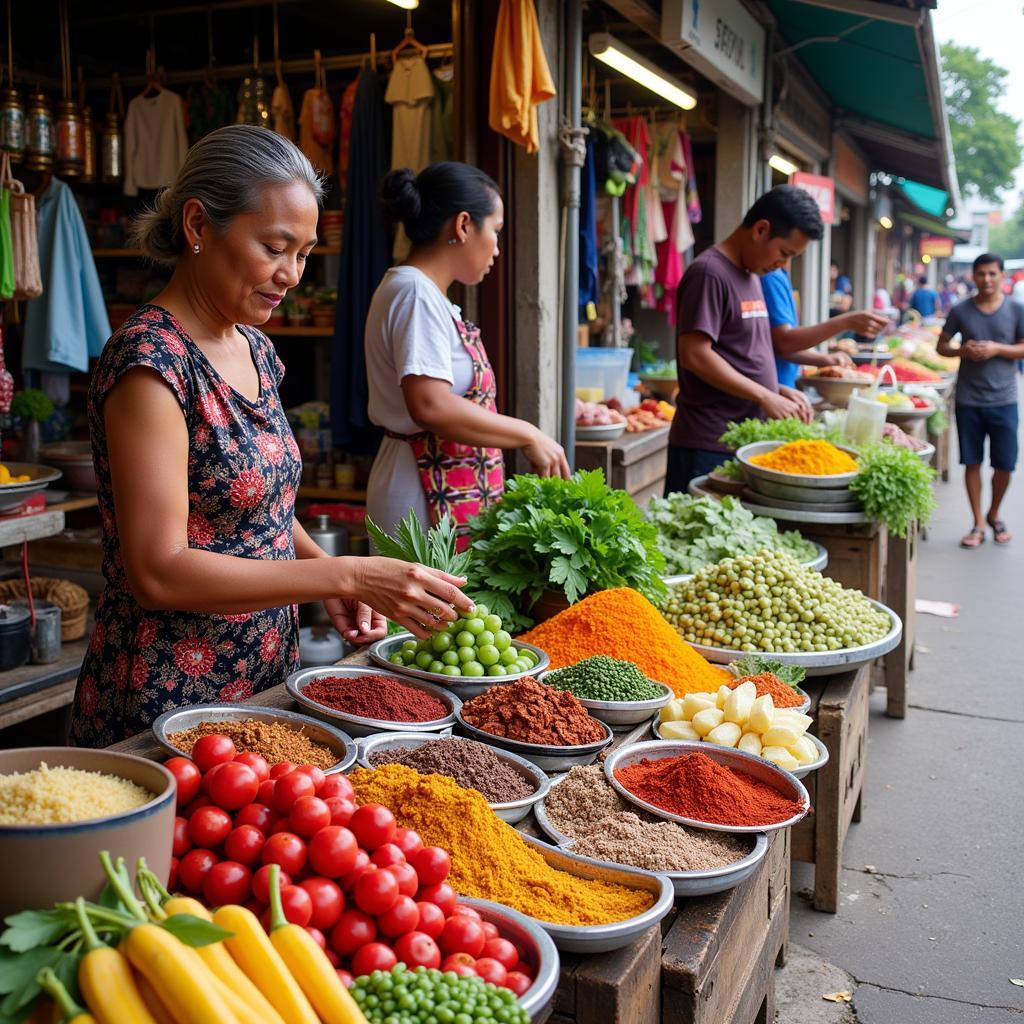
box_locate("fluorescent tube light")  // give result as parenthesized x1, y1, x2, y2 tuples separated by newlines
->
(385, 0, 419, 9)
(768, 153, 799, 176)
(589, 33, 697, 110)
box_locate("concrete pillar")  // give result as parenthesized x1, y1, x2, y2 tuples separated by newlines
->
(715, 95, 758, 236)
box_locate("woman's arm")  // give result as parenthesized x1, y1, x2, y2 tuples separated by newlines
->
(105, 369, 472, 636)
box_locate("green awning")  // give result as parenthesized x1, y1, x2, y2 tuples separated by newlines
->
(899, 180, 949, 218)
(897, 211, 969, 241)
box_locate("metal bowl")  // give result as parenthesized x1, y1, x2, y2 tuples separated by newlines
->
(605, 740, 810, 834)
(535, 672, 673, 729)
(737, 440, 860, 488)
(151, 703, 356, 774)
(661, 541, 827, 585)
(850, 349, 893, 366)
(653, 682, 811, 719)
(454, 708, 614, 772)
(684, 598, 903, 677)
(517, 832, 675, 953)
(286, 665, 459, 738)
(745, 474, 857, 506)
(795, 373, 875, 409)
(369, 633, 551, 699)
(0, 463, 62, 510)
(885, 403, 934, 422)
(458, 897, 560, 1019)
(914, 441, 936, 463)
(575, 421, 626, 442)
(356, 730, 551, 824)
(740, 488, 865, 515)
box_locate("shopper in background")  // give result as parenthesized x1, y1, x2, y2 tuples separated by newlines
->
(665, 185, 822, 493)
(365, 161, 569, 540)
(828, 261, 853, 316)
(911, 275, 940, 318)
(70, 126, 472, 746)
(937, 252, 1024, 548)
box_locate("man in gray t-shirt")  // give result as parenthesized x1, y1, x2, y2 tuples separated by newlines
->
(938, 253, 1024, 547)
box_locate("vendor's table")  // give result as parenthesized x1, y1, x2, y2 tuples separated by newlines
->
(882, 521, 917, 718)
(791, 665, 869, 912)
(575, 427, 668, 506)
(0, 633, 89, 733)
(928, 386, 953, 483)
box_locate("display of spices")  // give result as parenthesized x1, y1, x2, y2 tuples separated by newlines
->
(727, 672, 805, 708)
(517, 587, 732, 696)
(748, 439, 858, 476)
(460, 677, 606, 746)
(300, 673, 448, 722)
(544, 656, 664, 702)
(615, 750, 805, 827)
(544, 765, 748, 873)
(0, 762, 151, 825)
(167, 720, 337, 770)
(367, 737, 535, 803)
(349, 763, 654, 926)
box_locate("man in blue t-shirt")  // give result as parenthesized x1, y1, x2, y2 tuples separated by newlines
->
(911, 275, 940, 318)
(762, 266, 888, 388)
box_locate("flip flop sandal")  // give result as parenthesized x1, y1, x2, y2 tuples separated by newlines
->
(960, 527, 986, 548)
(988, 519, 1012, 545)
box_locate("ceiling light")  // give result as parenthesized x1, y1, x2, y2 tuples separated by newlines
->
(385, 0, 419, 9)
(921, 254, 931, 264)
(588, 33, 696, 110)
(879, 215, 893, 230)
(768, 153, 799, 176)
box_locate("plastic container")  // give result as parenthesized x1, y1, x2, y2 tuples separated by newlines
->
(0, 605, 30, 670)
(575, 348, 633, 403)
(844, 364, 895, 447)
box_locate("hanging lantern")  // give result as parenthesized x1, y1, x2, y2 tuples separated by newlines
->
(101, 74, 123, 183)
(0, 85, 24, 159)
(79, 104, 95, 181)
(24, 90, 54, 170)
(54, 99, 84, 176)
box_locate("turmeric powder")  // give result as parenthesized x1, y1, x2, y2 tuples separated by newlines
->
(349, 763, 654, 926)
(749, 439, 858, 476)
(517, 587, 731, 696)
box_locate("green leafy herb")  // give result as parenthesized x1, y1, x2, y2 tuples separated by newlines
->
(926, 406, 948, 436)
(0, 910, 76, 954)
(365, 510, 471, 578)
(848, 441, 936, 538)
(10, 389, 54, 424)
(719, 417, 842, 451)
(730, 654, 807, 686)
(157, 914, 233, 948)
(710, 459, 744, 481)
(466, 470, 665, 617)
(645, 494, 817, 574)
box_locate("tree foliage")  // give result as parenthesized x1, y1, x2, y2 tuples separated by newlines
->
(941, 43, 1021, 201)
(988, 198, 1024, 260)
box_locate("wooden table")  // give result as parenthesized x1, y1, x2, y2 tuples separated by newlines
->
(883, 521, 917, 718)
(575, 427, 669, 505)
(0, 633, 89, 733)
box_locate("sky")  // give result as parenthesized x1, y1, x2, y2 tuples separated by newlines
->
(932, 0, 1024, 208)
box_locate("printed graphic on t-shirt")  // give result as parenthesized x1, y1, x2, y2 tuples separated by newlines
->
(740, 299, 768, 320)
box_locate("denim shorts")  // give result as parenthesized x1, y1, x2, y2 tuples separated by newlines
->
(955, 402, 1019, 471)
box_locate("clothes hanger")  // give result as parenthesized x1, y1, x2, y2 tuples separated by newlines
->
(391, 12, 427, 62)
(140, 48, 162, 97)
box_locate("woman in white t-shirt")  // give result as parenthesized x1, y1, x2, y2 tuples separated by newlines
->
(366, 162, 569, 539)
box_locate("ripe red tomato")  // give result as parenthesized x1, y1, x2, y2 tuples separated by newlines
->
(178, 848, 218, 893)
(411, 847, 450, 887)
(330, 909, 377, 956)
(188, 806, 232, 849)
(451, 904, 482, 921)
(351, 942, 397, 977)
(292, 765, 326, 793)
(233, 751, 270, 782)
(370, 844, 406, 869)
(439, 915, 485, 958)
(386, 863, 419, 899)
(191, 734, 236, 773)
(172, 816, 192, 857)
(279, 884, 313, 926)
(268, 760, 298, 780)
(288, 795, 331, 838)
(224, 825, 265, 866)
(182, 794, 212, 817)
(261, 832, 307, 876)
(505, 971, 533, 996)
(353, 868, 399, 916)
(376, 895, 419, 938)
(206, 762, 259, 811)
(272, 771, 316, 814)
(415, 901, 445, 940)
(480, 921, 499, 941)
(305, 926, 327, 950)
(474, 958, 508, 987)
(339, 850, 372, 893)
(257, 780, 276, 805)
(168, 857, 179, 892)
(441, 952, 477, 972)
(234, 802, 273, 835)
(482, 937, 519, 971)
(446, 963, 478, 979)
(165, 757, 201, 808)
(392, 828, 424, 858)
(252, 864, 291, 903)
(308, 826, 359, 879)
(269, 818, 293, 836)
(511, 960, 535, 979)
(392, 931, 441, 970)
(319, 774, 355, 801)
(416, 882, 456, 916)
(324, 797, 356, 827)
(203, 860, 252, 906)
(298, 877, 345, 930)
(348, 804, 396, 850)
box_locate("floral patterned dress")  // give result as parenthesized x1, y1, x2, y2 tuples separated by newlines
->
(70, 304, 302, 746)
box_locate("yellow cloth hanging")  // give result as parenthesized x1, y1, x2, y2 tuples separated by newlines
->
(488, 0, 556, 154)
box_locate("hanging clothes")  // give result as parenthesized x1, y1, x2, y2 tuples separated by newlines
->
(579, 135, 598, 316)
(488, 0, 556, 154)
(331, 66, 390, 452)
(299, 85, 334, 176)
(23, 176, 110, 374)
(681, 131, 702, 224)
(0, 183, 14, 300)
(123, 88, 188, 196)
(429, 66, 455, 164)
(615, 116, 657, 292)
(186, 84, 234, 143)
(653, 125, 696, 324)
(271, 79, 295, 140)
(337, 77, 359, 201)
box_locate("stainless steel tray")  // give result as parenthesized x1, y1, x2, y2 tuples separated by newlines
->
(684, 598, 902, 676)
(356, 730, 551, 825)
(605, 740, 810, 834)
(0, 463, 62, 511)
(745, 474, 858, 506)
(151, 703, 357, 773)
(454, 709, 614, 772)
(575, 422, 626, 442)
(737, 440, 860, 488)
(741, 487, 864, 514)
(458, 897, 560, 1018)
(531, 787, 770, 897)
(286, 665, 460, 738)
(661, 541, 827, 585)
(517, 833, 675, 953)
(536, 673, 673, 729)
(688, 478, 870, 525)
(369, 632, 550, 699)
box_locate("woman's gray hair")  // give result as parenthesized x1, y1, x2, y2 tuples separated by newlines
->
(132, 125, 326, 266)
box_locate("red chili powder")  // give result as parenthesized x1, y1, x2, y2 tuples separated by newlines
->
(302, 675, 447, 722)
(615, 751, 806, 826)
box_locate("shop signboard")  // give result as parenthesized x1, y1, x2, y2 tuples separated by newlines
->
(661, 0, 765, 106)
(790, 172, 835, 225)
(920, 235, 954, 258)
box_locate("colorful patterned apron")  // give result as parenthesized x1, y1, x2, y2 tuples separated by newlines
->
(388, 316, 505, 547)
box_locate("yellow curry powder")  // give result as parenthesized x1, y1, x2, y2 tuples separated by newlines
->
(749, 439, 858, 476)
(349, 763, 654, 926)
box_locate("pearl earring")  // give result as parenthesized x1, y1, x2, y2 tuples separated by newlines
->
(447, 238, 458, 246)
(193, 243, 201, 254)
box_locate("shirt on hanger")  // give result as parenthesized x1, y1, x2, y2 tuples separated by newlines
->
(385, 54, 435, 173)
(123, 88, 189, 196)
(299, 88, 334, 175)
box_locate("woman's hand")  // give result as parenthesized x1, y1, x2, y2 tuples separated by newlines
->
(523, 428, 571, 479)
(325, 597, 388, 645)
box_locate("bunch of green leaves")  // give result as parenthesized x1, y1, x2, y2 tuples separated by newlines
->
(645, 494, 817, 574)
(730, 654, 806, 687)
(719, 417, 841, 451)
(848, 441, 936, 538)
(365, 510, 471, 578)
(711, 459, 744, 481)
(926, 405, 948, 436)
(641, 358, 677, 379)
(466, 470, 665, 615)
(10, 389, 54, 424)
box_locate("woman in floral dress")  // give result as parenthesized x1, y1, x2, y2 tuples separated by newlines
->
(71, 126, 472, 746)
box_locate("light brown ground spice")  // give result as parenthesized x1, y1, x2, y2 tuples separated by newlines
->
(168, 720, 337, 769)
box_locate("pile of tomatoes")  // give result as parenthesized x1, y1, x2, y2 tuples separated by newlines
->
(164, 733, 537, 996)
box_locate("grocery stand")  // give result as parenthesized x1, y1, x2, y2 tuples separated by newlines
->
(574, 428, 670, 506)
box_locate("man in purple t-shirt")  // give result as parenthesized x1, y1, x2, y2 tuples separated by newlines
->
(666, 186, 825, 493)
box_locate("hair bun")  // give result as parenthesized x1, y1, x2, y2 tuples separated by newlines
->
(381, 168, 421, 227)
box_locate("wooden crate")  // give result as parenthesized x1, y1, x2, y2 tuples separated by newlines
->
(575, 427, 669, 502)
(882, 520, 917, 718)
(791, 666, 869, 912)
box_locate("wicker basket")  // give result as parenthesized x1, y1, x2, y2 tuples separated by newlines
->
(0, 577, 89, 641)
